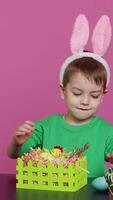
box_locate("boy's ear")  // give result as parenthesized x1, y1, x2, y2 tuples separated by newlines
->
(59, 84, 65, 99)
(100, 89, 108, 103)
(103, 89, 108, 94)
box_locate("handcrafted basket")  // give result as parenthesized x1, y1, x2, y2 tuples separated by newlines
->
(16, 156, 87, 192)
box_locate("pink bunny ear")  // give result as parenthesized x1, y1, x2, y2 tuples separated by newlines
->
(92, 15, 112, 56)
(70, 14, 89, 54)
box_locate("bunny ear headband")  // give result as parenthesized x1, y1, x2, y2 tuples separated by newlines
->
(60, 14, 112, 87)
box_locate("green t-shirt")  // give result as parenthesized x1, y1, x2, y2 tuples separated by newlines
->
(19, 114, 113, 177)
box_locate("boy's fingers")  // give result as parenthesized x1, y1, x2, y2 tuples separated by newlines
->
(16, 131, 32, 137)
(16, 128, 31, 133)
(106, 153, 113, 163)
(24, 123, 35, 130)
(19, 125, 34, 132)
(16, 121, 35, 132)
(17, 124, 34, 133)
(14, 121, 35, 145)
(106, 153, 113, 157)
(25, 120, 35, 126)
(15, 135, 28, 145)
(15, 132, 31, 144)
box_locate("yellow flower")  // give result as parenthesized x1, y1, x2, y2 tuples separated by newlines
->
(52, 149, 62, 157)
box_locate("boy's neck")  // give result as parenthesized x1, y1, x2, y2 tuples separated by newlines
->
(64, 114, 94, 126)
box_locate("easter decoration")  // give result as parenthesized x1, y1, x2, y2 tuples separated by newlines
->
(93, 167, 113, 194)
(16, 143, 89, 192)
(104, 167, 113, 195)
(91, 177, 108, 191)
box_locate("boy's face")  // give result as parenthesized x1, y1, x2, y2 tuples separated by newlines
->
(60, 72, 104, 124)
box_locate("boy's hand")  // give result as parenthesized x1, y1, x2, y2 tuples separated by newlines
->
(106, 153, 113, 163)
(14, 120, 35, 146)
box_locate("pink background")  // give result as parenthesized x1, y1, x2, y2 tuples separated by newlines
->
(0, 0, 113, 174)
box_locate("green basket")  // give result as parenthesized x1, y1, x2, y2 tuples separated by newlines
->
(16, 156, 87, 192)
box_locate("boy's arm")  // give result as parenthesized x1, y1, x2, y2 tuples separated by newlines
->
(7, 120, 35, 159)
(7, 138, 21, 158)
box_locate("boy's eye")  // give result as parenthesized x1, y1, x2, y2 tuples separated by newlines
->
(91, 95, 100, 99)
(73, 93, 82, 96)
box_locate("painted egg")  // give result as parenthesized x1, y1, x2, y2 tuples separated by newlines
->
(91, 176, 109, 191)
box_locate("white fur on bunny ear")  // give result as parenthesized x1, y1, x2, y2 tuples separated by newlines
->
(70, 14, 89, 54)
(92, 15, 112, 56)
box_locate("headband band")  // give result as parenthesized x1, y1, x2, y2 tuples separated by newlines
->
(60, 52, 110, 87)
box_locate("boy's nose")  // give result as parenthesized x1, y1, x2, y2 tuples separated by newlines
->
(80, 95, 90, 105)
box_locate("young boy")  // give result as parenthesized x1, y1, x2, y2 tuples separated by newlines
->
(7, 14, 113, 177)
(7, 56, 113, 177)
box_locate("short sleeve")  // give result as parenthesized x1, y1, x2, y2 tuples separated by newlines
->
(104, 126, 113, 156)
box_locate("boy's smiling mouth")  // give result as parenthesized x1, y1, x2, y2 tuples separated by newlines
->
(77, 107, 92, 111)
